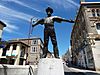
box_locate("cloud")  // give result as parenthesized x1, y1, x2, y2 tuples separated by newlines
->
(3, 22, 26, 36)
(1, 20, 19, 33)
(46, 0, 79, 9)
(0, 19, 28, 37)
(66, 0, 80, 7)
(1, 0, 41, 12)
(0, 5, 33, 21)
(0, 19, 23, 36)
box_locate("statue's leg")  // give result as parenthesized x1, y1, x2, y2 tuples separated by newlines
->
(43, 29, 49, 58)
(50, 29, 59, 58)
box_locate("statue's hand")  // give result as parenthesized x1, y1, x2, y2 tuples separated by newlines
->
(69, 19, 75, 23)
(32, 24, 36, 27)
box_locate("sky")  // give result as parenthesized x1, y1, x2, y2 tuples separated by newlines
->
(0, 0, 100, 56)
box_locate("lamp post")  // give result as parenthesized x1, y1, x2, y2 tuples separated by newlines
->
(0, 21, 6, 41)
(80, 0, 85, 2)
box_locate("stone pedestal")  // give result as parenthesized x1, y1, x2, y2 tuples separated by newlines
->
(37, 58, 64, 75)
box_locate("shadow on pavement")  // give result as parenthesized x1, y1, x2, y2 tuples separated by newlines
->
(64, 72, 85, 75)
(84, 72, 100, 75)
(64, 72, 100, 75)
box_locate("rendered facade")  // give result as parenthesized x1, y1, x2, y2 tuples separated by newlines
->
(0, 41, 29, 65)
(9, 37, 43, 65)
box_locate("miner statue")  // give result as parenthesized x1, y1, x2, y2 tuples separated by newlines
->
(32, 7, 74, 58)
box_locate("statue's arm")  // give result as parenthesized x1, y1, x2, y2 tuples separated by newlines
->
(62, 19, 75, 23)
(53, 16, 74, 23)
(32, 19, 44, 27)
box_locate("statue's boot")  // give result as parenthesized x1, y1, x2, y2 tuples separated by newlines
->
(42, 47, 48, 58)
(54, 46, 60, 58)
(55, 54, 60, 58)
(42, 54, 47, 58)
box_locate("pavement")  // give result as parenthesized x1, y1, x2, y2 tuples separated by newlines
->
(63, 64, 100, 75)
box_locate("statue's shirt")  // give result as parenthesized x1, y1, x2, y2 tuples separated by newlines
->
(44, 16, 54, 25)
(43, 16, 63, 28)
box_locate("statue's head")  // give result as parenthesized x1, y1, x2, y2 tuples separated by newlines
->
(46, 7, 53, 16)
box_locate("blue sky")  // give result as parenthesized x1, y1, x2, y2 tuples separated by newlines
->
(0, 0, 100, 56)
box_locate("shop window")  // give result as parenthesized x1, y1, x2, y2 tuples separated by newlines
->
(0, 58, 7, 64)
(9, 59, 15, 65)
(19, 58, 24, 65)
(95, 38, 100, 41)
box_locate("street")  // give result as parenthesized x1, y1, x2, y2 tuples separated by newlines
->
(63, 64, 100, 75)
(64, 64, 84, 75)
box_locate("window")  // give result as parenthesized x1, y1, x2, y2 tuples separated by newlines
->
(20, 49, 25, 57)
(13, 44, 17, 50)
(96, 9, 100, 16)
(96, 23, 100, 30)
(2, 48, 7, 56)
(88, 59, 93, 64)
(95, 38, 100, 41)
(31, 47, 37, 53)
(92, 9, 95, 17)
(32, 40, 38, 45)
(9, 59, 15, 65)
(91, 9, 100, 17)
(31, 47, 34, 52)
(33, 47, 35, 52)
(81, 15, 84, 23)
(2, 45, 10, 56)
(19, 58, 24, 65)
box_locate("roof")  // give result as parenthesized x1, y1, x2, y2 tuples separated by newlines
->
(81, 2, 100, 5)
(0, 21, 6, 27)
(9, 37, 43, 44)
(10, 37, 41, 40)
(8, 41, 30, 47)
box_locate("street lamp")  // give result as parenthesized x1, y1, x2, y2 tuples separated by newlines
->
(0, 21, 6, 41)
(28, 17, 38, 45)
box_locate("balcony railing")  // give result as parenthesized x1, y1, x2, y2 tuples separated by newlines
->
(12, 50, 18, 56)
(6, 50, 18, 57)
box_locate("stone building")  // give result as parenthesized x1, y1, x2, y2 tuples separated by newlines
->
(62, 47, 72, 66)
(70, 2, 100, 71)
(9, 37, 43, 65)
(0, 41, 29, 65)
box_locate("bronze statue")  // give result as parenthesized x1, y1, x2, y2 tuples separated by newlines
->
(32, 7, 74, 58)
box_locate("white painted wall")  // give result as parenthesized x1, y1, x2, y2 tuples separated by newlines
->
(0, 48, 3, 57)
(92, 40, 100, 71)
(37, 58, 64, 75)
(0, 64, 37, 75)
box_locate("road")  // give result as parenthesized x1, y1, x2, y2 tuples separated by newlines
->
(63, 64, 100, 75)
(64, 64, 85, 75)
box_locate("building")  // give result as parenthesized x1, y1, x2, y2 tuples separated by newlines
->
(9, 37, 43, 65)
(70, 2, 100, 71)
(0, 21, 6, 41)
(0, 41, 29, 65)
(62, 47, 72, 66)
